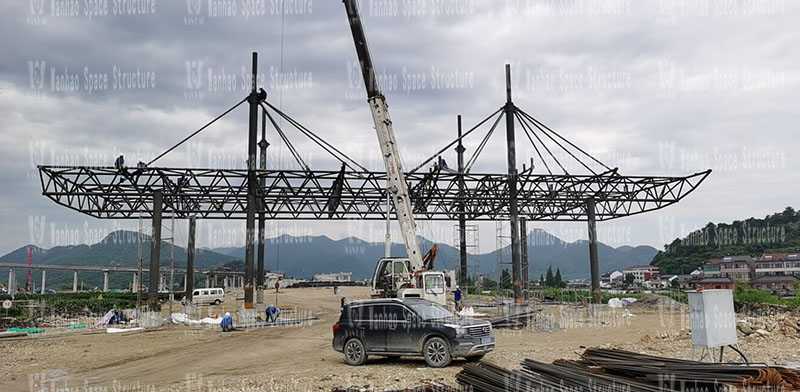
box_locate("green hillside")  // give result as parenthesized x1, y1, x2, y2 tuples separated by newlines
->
(651, 207, 800, 274)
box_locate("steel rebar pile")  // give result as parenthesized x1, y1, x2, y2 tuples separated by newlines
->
(456, 348, 800, 392)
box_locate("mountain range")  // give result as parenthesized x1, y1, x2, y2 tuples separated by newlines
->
(0, 229, 657, 289)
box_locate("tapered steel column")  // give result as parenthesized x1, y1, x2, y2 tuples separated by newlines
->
(148, 190, 163, 311)
(257, 107, 269, 305)
(244, 52, 258, 308)
(185, 216, 196, 301)
(504, 64, 523, 304)
(587, 198, 601, 304)
(456, 115, 468, 288)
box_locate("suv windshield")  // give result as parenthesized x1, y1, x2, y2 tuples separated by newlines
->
(406, 301, 454, 320)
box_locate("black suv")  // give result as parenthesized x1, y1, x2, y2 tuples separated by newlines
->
(332, 298, 494, 367)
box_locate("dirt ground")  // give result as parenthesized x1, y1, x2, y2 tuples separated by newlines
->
(2, 287, 799, 391)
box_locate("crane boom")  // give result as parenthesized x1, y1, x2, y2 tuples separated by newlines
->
(343, 0, 424, 271)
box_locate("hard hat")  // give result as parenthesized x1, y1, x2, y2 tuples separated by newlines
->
(225, 312, 230, 317)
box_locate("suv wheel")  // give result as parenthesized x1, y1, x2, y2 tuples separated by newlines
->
(423, 337, 452, 368)
(213, 299, 221, 305)
(344, 338, 368, 366)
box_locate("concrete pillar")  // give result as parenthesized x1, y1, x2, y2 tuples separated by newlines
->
(159, 273, 165, 292)
(148, 189, 163, 311)
(206, 274, 211, 288)
(133, 272, 138, 292)
(73, 271, 78, 292)
(185, 216, 196, 301)
(41, 270, 46, 293)
(103, 270, 110, 292)
(8, 269, 14, 293)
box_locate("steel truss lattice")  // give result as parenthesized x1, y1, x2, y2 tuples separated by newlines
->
(38, 165, 710, 222)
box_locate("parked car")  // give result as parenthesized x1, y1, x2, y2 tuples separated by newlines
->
(332, 298, 494, 367)
(188, 288, 225, 305)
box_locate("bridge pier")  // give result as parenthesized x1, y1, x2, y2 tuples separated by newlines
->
(41, 270, 46, 293)
(73, 271, 78, 292)
(103, 270, 109, 292)
(8, 268, 14, 294)
(206, 274, 211, 289)
(132, 272, 138, 293)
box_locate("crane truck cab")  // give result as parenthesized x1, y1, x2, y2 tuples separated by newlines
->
(372, 258, 448, 305)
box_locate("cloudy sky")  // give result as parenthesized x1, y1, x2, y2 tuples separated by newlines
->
(0, 0, 797, 265)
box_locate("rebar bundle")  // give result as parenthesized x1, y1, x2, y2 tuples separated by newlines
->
(456, 348, 800, 392)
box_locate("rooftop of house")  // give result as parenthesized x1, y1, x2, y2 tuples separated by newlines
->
(758, 253, 800, 262)
(698, 277, 734, 283)
(751, 275, 800, 283)
(625, 265, 660, 271)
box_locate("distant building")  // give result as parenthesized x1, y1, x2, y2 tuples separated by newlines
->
(622, 266, 660, 284)
(643, 277, 670, 289)
(600, 271, 624, 288)
(314, 272, 352, 282)
(674, 274, 698, 290)
(702, 258, 722, 278)
(696, 277, 734, 290)
(755, 253, 800, 277)
(750, 275, 799, 292)
(717, 256, 756, 282)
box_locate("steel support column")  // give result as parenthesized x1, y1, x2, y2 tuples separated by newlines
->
(8, 269, 14, 294)
(103, 270, 109, 292)
(257, 107, 269, 305)
(185, 216, 196, 301)
(243, 52, 258, 308)
(73, 271, 78, 292)
(148, 189, 163, 311)
(40, 270, 46, 293)
(457, 115, 468, 289)
(504, 64, 523, 304)
(520, 217, 529, 291)
(587, 198, 601, 304)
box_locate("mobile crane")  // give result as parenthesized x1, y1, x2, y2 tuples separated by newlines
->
(343, 0, 451, 305)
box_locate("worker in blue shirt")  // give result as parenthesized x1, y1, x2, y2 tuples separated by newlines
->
(220, 312, 234, 332)
(266, 305, 280, 323)
(114, 154, 130, 183)
(454, 286, 463, 311)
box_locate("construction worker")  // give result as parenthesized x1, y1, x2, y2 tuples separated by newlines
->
(258, 86, 267, 102)
(114, 154, 130, 183)
(454, 285, 463, 311)
(266, 305, 280, 323)
(132, 161, 147, 182)
(220, 312, 234, 332)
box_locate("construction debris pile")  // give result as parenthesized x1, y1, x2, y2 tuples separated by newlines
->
(737, 313, 800, 338)
(457, 348, 800, 392)
(627, 294, 685, 311)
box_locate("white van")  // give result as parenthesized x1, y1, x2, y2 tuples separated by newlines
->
(191, 288, 225, 305)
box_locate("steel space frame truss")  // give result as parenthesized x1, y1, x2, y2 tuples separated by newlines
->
(38, 165, 710, 222)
